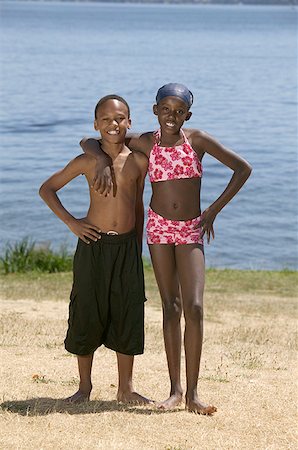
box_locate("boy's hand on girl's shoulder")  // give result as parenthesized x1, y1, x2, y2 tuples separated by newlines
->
(198, 207, 217, 244)
(67, 217, 102, 244)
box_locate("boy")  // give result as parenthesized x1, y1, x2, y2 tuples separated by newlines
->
(39, 95, 150, 404)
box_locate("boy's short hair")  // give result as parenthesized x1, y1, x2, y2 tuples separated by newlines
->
(94, 95, 130, 119)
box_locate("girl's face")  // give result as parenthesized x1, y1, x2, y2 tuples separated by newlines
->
(153, 96, 192, 134)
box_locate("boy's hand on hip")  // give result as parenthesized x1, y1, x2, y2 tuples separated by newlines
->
(67, 218, 101, 244)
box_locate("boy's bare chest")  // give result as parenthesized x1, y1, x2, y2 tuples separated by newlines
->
(112, 157, 138, 185)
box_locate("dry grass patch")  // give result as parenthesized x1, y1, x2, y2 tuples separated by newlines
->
(0, 270, 297, 449)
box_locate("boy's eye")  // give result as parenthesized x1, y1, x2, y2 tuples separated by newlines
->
(177, 110, 185, 115)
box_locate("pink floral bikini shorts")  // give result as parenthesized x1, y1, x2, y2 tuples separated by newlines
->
(146, 207, 204, 246)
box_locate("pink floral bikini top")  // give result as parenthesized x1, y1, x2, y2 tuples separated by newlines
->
(148, 129, 203, 183)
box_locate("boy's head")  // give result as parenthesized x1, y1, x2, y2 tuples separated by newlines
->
(153, 83, 193, 130)
(94, 95, 131, 142)
(94, 94, 130, 119)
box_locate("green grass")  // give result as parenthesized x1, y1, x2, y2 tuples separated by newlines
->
(0, 239, 296, 303)
(206, 267, 298, 297)
(0, 267, 297, 303)
(0, 238, 73, 274)
(0, 271, 73, 301)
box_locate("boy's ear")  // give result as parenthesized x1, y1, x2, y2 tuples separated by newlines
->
(153, 104, 158, 116)
(94, 119, 98, 131)
(127, 118, 132, 129)
(185, 111, 192, 121)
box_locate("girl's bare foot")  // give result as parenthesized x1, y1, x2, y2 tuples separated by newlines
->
(156, 392, 183, 410)
(185, 396, 217, 415)
(117, 390, 154, 405)
(65, 389, 91, 404)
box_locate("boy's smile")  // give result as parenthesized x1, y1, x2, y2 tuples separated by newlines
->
(94, 99, 131, 144)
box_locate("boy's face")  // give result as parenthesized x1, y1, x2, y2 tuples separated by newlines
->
(153, 96, 192, 134)
(94, 99, 131, 143)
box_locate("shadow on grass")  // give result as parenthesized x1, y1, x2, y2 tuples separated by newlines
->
(1, 397, 181, 416)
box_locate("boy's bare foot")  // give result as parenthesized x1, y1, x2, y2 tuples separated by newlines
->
(156, 393, 183, 410)
(185, 397, 217, 415)
(64, 389, 91, 404)
(117, 391, 153, 405)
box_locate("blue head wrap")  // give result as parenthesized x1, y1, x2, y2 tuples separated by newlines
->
(156, 83, 193, 109)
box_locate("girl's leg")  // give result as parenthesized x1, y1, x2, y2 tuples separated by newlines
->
(149, 244, 183, 409)
(175, 244, 217, 414)
(65, 353, 94, 403)
(116, 352, 152, 404)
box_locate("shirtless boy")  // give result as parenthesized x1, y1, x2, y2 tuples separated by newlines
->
(39, 95, 149, 404)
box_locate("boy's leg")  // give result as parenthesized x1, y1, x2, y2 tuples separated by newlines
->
(116, 352, 152, 404)
(176, 243, 217, 415)
(149, 244, 183, 410)
(65, 353, 94, 403)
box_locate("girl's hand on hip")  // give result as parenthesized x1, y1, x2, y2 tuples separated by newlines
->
(200, 208, 217, 244)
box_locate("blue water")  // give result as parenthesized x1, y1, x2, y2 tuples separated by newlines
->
(0, 1, 297, 269)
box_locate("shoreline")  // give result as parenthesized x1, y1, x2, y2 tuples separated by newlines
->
(5, 1, 296, 5)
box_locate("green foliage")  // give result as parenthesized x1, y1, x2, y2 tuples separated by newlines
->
(0, 238, 73, 274)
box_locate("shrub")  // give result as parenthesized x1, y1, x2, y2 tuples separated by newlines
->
(0, 238, 73, 274)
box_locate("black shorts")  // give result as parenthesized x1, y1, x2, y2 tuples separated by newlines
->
(64, 229, 146, 356)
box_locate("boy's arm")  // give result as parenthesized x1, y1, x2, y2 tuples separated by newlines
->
(39, 155, 101, 244)
(191, 129, 252, 243)
(133, 152, 148, 253)
(80, 133, 151, 195)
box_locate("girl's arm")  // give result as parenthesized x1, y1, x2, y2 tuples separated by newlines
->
(80, 133, 152, 196)
(39, 155, 101, 244)
(191, 130, 252, 243)
(80, 137, 113, 196)
(133, 152, 149, 253)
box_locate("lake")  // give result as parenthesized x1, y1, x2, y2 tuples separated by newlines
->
(0, 1, 297, 269)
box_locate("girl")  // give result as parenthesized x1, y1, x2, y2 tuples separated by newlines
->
(81, 83, 252, 414)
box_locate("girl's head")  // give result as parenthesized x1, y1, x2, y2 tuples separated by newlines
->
(153, 83, 193, 133)
(155, 83, 193, 109)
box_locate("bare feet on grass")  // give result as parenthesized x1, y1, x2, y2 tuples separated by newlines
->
(185, 395, 217, 415)
(65, 385, 92, 404)
(156, 392, 183, 410)
(117, 390, 154, 405)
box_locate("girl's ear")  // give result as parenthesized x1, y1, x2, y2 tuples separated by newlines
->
(94, 119, 98, 131)
(153, 104, 158, 116)
(127, 118, 132, 129)
(185, 111, 192, 121)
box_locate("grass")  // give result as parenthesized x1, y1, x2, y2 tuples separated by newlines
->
(0, 264, 297, 303)
(0, 253, 297, 449)
(0, 238, 73, 274)
(206, 267, 298, 297)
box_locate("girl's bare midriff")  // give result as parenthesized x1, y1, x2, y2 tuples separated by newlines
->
(150, 177, 201, 221)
